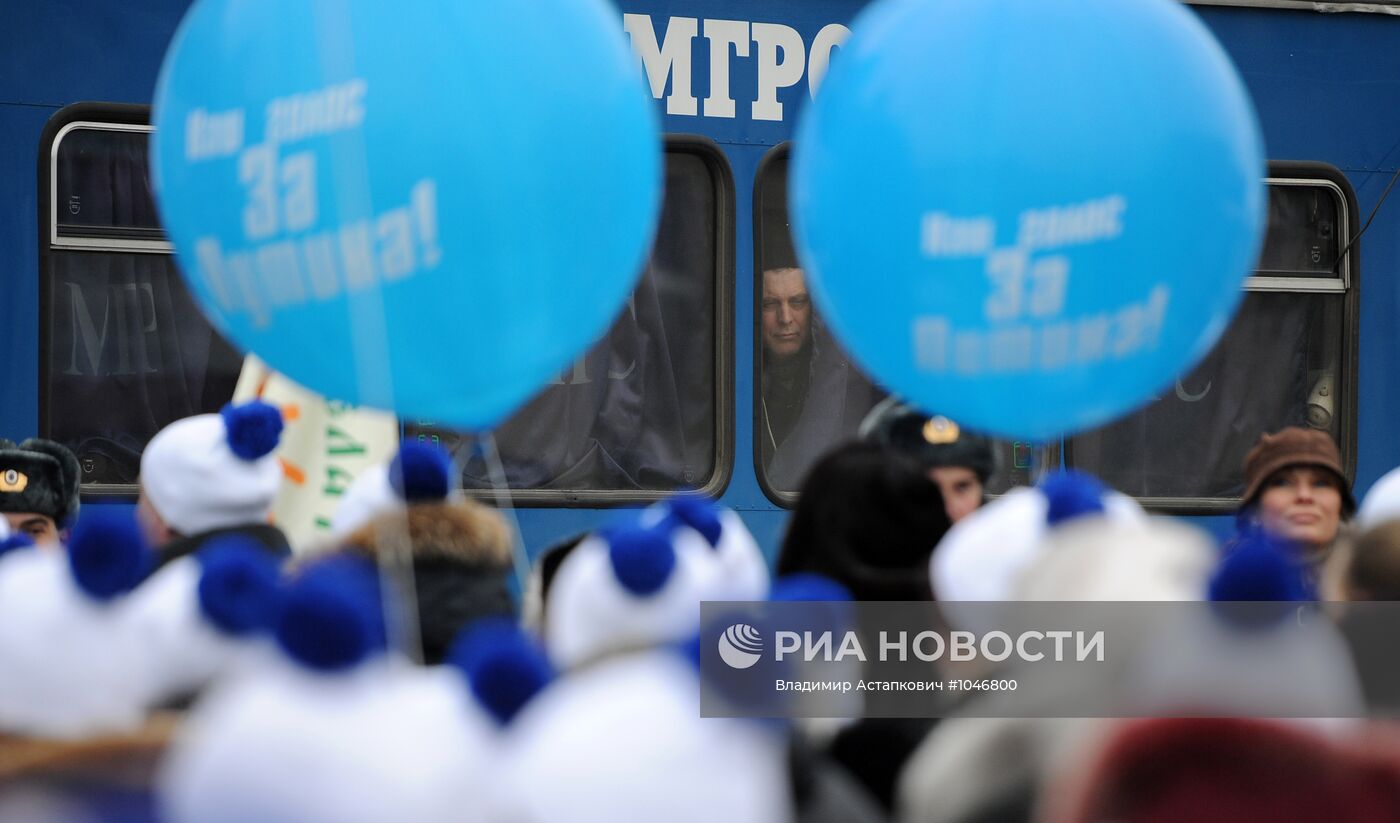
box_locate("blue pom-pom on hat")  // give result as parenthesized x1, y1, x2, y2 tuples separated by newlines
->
(677, 632, 703, 670)
(665, 495, 723, 547)
(769, 573, 853, 603)
(276, 555, 387, 671)
(447, 617, 554, 726)
(221, 400, 284, 461)
(197, 537, 283, 636)
(67, 509, 152, 601)
(608, 523, 676, 596)
(0, 532, 36, 560)
(1210, 530, 1313, 603)
(388, 441, 453, 502)
(1041, 470, 1107, 526)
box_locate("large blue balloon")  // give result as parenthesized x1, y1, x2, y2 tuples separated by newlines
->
(152, 1, 659, 429)
(793, 0, 1265, 440)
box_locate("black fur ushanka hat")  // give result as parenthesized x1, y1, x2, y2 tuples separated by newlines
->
(0, 438, 81, 526)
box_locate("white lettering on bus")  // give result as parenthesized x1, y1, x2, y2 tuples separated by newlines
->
(622, 14, 851, 122)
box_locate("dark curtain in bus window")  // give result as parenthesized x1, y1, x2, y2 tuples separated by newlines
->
(46, 252, 244, 484)
(55, 129, 162, 235)
(1067, 293, 1340, 499)
(1256, 185, 1341, 277)
(407, 152, 717, 491)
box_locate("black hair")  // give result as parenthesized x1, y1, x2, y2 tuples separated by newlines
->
(777, 442, 951, 600)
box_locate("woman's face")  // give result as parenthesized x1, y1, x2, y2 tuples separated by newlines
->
(1257, 465, 1344, 550)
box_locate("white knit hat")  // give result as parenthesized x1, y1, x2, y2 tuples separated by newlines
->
(120, 535, 283, 707)
(159, 555, 500, 823)
(329, 441, 456, 542)
(498, 650, 794, 823)
(140, 401, 284, 537)
(655, 496, 770, 602)
(931, 474, 1147, 625)
(1126, 530, 1364, 719)
(545, 518, 723, 670)
(160, 662, 494, 823)
(1358, 465, 1400, 531)
(1013, 517, 1216, 602)
(0, 509, 152, 738)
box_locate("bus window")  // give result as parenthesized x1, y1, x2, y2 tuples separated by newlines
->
(754, 145, 1049, 503)
(1066, 166, 1357, 511)
(405, 138, 732, 501)
(41, 111, 244, 490)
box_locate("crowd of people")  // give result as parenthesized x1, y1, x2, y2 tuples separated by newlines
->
(2, 399, 1400, 822)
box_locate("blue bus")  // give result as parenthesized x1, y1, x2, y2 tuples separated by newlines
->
(2, 0, 1399, 559)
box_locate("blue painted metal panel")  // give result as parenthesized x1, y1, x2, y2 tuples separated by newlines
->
(0, 2, 193, 107)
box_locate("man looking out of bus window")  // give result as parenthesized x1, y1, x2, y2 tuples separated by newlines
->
(760, 266, 881, 491)
(0, 438, 81, 546)
(761, 266, 815, 453)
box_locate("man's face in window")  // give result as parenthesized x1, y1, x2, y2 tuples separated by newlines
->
(762, 267, 812, 363)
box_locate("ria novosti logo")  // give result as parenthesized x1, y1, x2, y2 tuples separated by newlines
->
(718, 623, 763, 669)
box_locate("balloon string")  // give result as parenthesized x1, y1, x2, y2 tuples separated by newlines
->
(304, 6, 422, 668)
(481, 432, 531, 591)
(1030, 440, 1053, 485)
(373, 505, 425, 666)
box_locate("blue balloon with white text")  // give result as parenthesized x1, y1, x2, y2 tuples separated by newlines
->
(793, 0, 1265, 440)
(152, 0, 660, 429)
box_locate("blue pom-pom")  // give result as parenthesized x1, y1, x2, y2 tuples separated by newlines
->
(1210, 531, 1313, 603)
(0, 533, 36, 560)
(221, 401, 284, 461)
(197, 537, 283, 636)
(1041, 470, 1107, 526)
(275, 555, 387, 671)
(677, 632, 703, 671)
(389, 441, 453, 502)
(666, 496, 724, 547)
(67, 509, 151, 601)
(769, 573, 853, 603)
(447, 618, 554, 726)
(608, 524, 676, 596)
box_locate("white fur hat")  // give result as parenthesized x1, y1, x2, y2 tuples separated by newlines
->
(1358, 465, 1400, 531)
(140, 402, 285, 537)
(545, 518, 723, 670)
(498, 650, 794, 823)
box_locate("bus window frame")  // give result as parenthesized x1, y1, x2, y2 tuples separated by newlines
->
(752, 141, 801, 507)
(39, 103, 165, 500)
(39, 106, 738, 504)
(1185, 1, 1400, 15)
(1063, 160, 1360, 515)
(462, 134, 737, 506)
